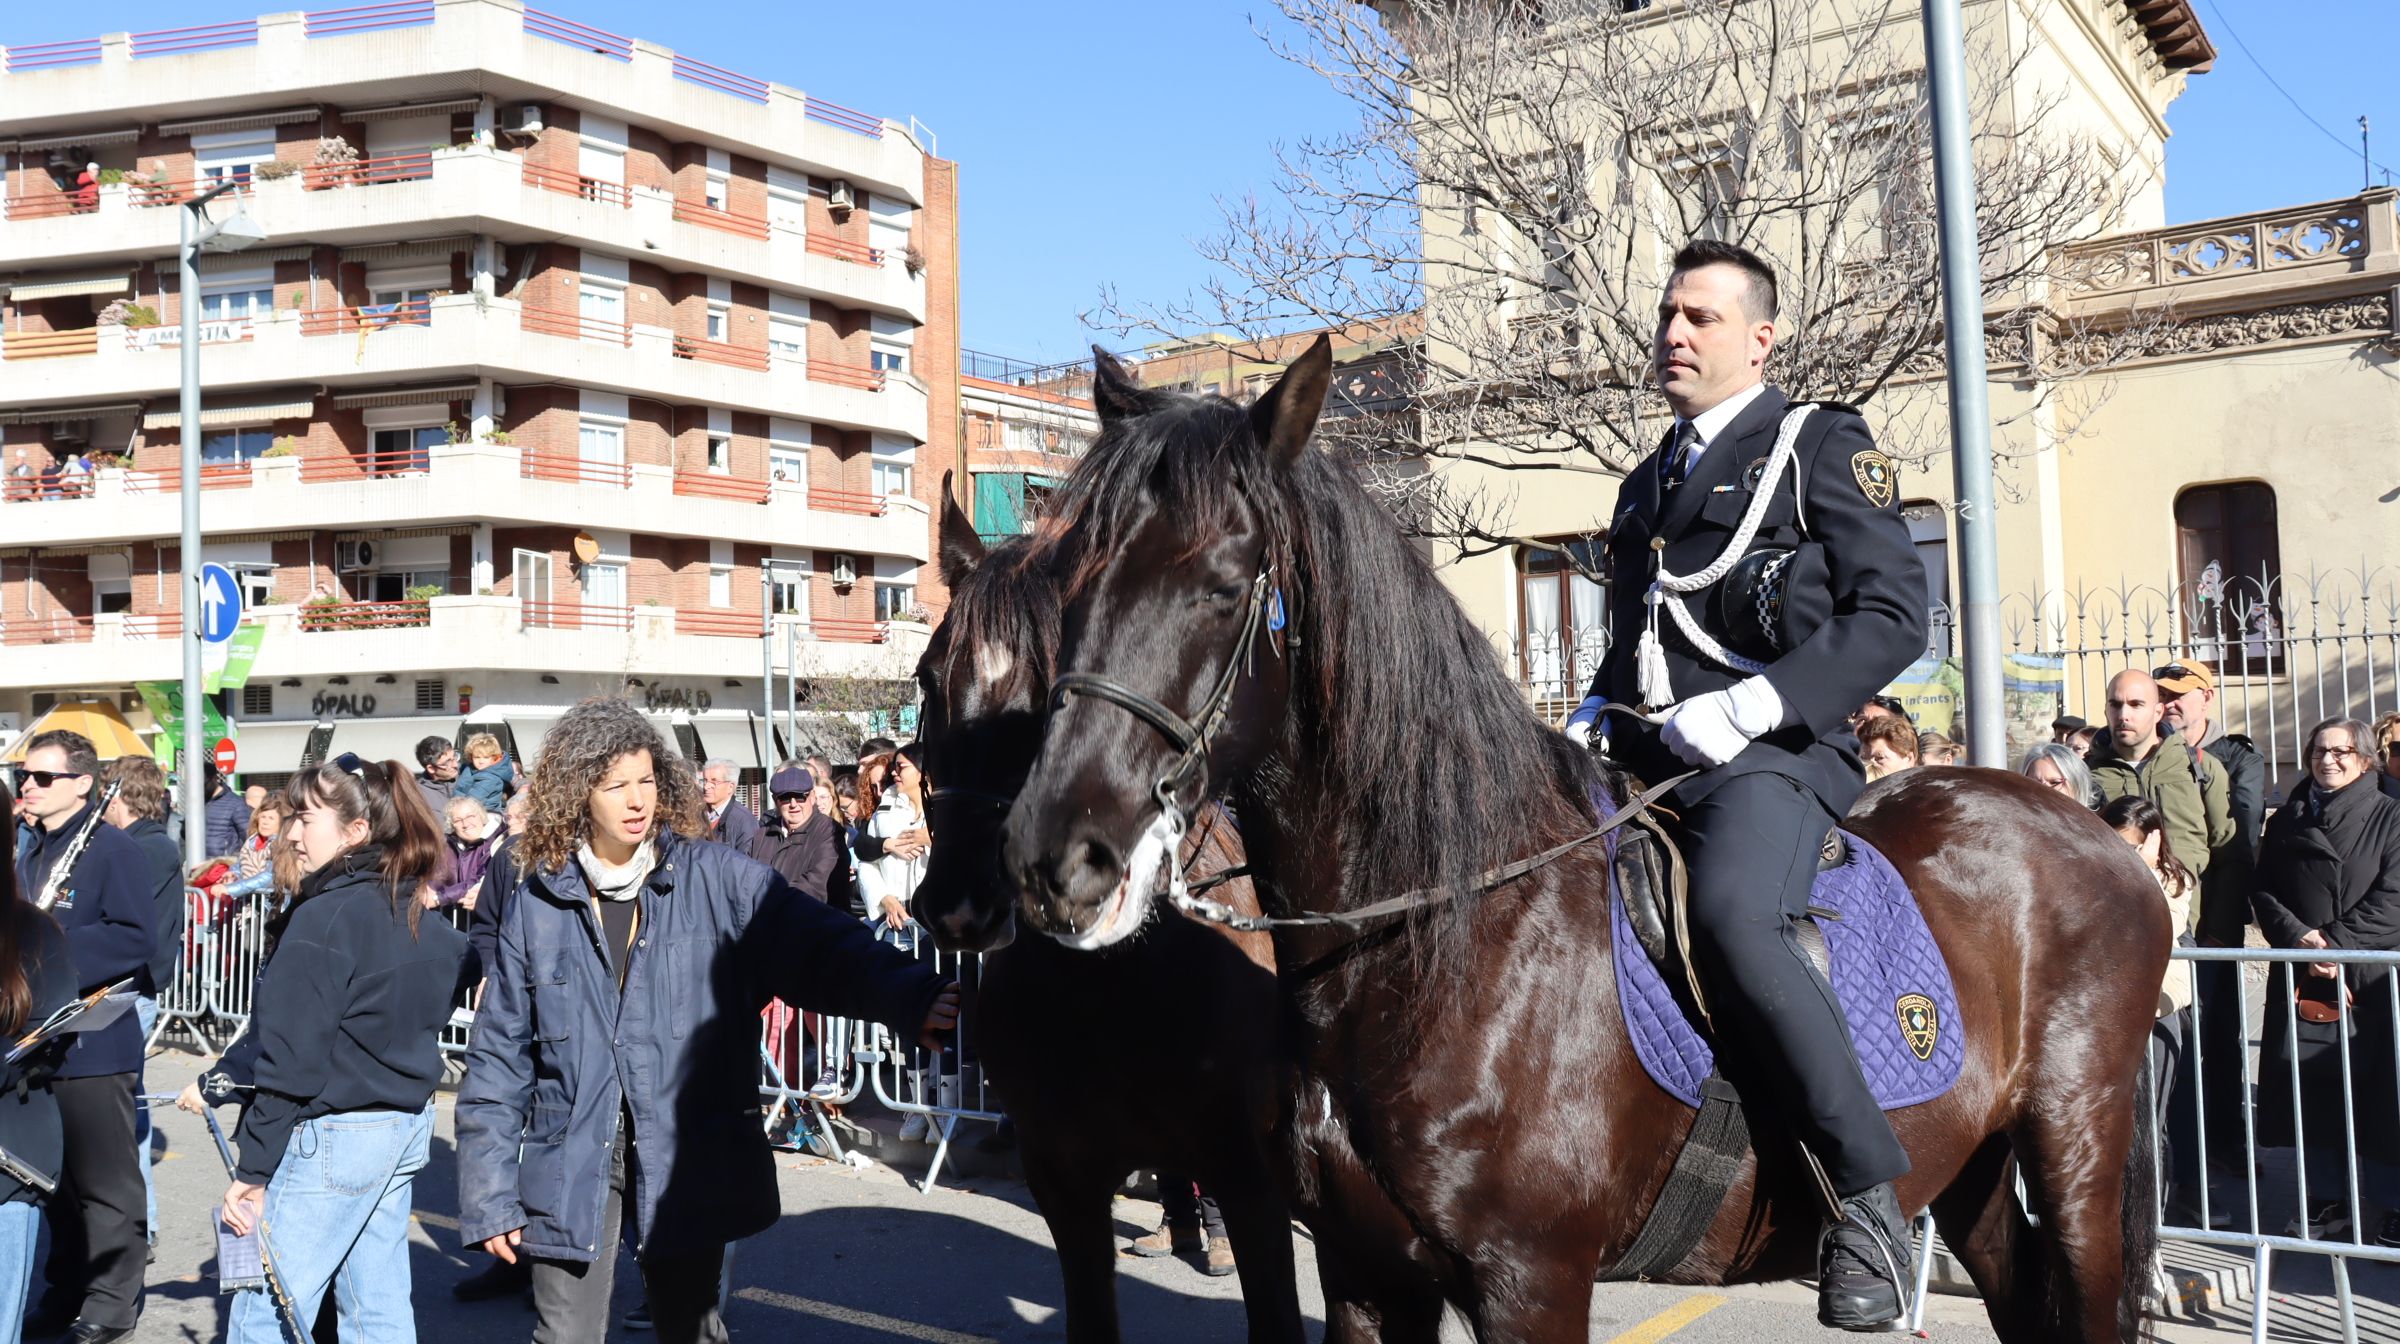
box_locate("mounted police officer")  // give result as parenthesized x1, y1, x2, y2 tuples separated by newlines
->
(1564, 240, 1930, 1331)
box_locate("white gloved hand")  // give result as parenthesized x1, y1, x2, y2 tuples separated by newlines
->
(1660, 676, 1788, 769)
(1561, 694, 1607, 747)
(1564, 720, 1593, 746)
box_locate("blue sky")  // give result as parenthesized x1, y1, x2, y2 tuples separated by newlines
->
(8, 2, 2396, 363)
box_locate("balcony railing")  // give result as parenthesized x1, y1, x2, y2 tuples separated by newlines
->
(671, 52, 768, 104)
(2058, 195, 2389, 299)
(298, 600, 432, 632)
(300, 299, 433, 336)
(520, 306, 633, 346)
(804, 98, 884, 140)
(301, 151, 434, 190)
(521, 600, 634, 631)
(2, 329, 100, 361)
(805, 234, 884, 267)
(129, 177, 251, 209)
(298, 448, 433, 482)
(0, 615, 96, 646)
(130, 19, 260, 59)
(522, 161, 631, 209)
(672, 199, 770, 241)
(675, 608, 765, 638)
(523, 8, 633, 59)
(119, 612, 182, 639)
(520, 449, 631, 488)
(123, 464, 255, 494)
(1, 475, 97, 503)
(806, 486, 889, 516)
(806, 358, 887, 392)
(671, 469, 771, 503)
(3, 192, 90, 221)
(3, 37, 102, 72)
(812, 617, 889, 644)
(304, 2, 436, 38)
(672, 333, 770, 372)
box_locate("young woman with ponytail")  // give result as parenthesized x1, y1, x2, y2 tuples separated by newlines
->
(213, 756, 469, 1344)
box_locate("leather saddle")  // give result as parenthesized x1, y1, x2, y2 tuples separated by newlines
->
(1613, 797, 1846, 1030)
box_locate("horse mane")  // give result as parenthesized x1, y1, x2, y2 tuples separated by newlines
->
(946, 533, 1061, 689)
(1038, 387, 1601, 981)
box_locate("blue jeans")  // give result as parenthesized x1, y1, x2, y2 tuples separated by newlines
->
(227, 1104, 433, 1344)
(133, 995, 157, 1244)
(0, 1199, 36, 1344)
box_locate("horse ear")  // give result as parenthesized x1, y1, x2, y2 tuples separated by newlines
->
(936, 471, 985, 590)
(1091, 347, 1148, 424)
(1250, 335, 1334, 468)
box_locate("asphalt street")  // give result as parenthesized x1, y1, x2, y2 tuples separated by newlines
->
(110, 1048, 2388, 1343)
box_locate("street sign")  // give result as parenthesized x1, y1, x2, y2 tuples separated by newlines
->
(197, 563, 242, 644)
(213, 739, 237, 775)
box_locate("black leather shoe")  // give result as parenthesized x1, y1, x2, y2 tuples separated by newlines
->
(21, 1305, 76, 1339)
(1817, 1181, 1913, 1331)
(451, 1254, 535, 1301)
(65, 1322, 135, 1344)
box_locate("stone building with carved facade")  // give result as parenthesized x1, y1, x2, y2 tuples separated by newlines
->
(0, 2, 957, 778)
(1397, 0, 2396, 779)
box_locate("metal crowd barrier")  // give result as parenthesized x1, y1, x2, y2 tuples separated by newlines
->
(2151, 944, 2400, 1343)
(148, 886, 272, 1054)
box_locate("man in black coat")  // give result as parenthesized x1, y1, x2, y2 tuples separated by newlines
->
(1564, 240, 1929, 1331)
(749, 766, 839, 903)
(100, 756, 184, 1262)
(14, 731, 156, 1344)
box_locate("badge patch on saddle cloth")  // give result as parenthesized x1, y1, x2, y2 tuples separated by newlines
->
(1897, 993, 1939, 1061)
(1851, 450, 1896, 508)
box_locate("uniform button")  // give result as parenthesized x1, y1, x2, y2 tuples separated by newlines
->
(1650, 536, 1667, 551)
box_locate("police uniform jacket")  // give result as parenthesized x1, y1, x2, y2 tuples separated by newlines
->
(1588, 386, 1928, 815)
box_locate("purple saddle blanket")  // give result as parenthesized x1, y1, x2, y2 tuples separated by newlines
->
(1611, 827, 1963, 1112)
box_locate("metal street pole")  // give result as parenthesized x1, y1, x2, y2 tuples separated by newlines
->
(1920, 0, 2004, 766)
(177, 180, 250, 870)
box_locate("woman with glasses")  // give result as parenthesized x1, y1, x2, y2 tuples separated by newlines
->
(2251, 716, 2400, 1246)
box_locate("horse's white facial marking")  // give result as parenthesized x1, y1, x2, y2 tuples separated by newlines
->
(974, 641, 1015, 690)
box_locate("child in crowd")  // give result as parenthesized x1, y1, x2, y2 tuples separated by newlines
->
(453, 734, 518, 812)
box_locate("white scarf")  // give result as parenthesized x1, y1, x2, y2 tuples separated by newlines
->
(576, 839, 657, 903)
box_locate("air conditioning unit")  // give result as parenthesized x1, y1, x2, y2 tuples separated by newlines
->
(831, 554, 858, 587)
(503, 105, 545, 136)
(827, 180, 855, 212)
(336, 540, 378, 570)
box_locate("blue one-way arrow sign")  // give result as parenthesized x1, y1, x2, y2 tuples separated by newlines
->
(198, 563, 242, 644)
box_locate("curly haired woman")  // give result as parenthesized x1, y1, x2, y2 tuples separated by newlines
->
(455, 698, 956, 1344)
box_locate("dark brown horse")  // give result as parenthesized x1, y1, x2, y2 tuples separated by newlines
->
(994, 340, 2171, 1343)
(910, 488, 1304, 1344)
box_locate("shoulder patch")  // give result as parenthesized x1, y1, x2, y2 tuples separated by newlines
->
(1850, 450, 1896, 508)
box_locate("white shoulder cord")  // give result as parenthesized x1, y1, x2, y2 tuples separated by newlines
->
(1635, 405, 1816, 706)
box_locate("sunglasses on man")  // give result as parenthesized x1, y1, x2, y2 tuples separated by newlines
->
(18, 770, 86, 789)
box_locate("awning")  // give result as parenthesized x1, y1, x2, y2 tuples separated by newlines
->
(331, 383, 478, 411)
(201, 247, 313, 272)
(324, 716, 461, 770)
(690, 713, 769, 771)
(6, 273, 130, 301)
(463, 710, 563, 770)
(0, 402, 142, 425)
(15, 128, 141, 153)
(3, 701, 151, 763)
(341, 96, 482, 123)
(347, 237, 471, 265)
(142, 394, 318, 431)
(157, 107, 321, 137)
(224, 720, 324, 776)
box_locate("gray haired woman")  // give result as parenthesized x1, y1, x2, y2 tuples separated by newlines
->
(2018, 742, 2099, 808)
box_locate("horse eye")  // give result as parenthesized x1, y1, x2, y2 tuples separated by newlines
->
(1208, 583, 1243, 602)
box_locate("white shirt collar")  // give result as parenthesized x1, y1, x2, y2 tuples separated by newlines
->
(1676, 381, 1769, 462)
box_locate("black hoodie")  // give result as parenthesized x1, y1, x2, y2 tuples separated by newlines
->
(232, 845, 469, 1183)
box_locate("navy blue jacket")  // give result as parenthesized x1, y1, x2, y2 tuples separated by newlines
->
(704, 799, 762, 854)
(120, 818, 185, 994)
(14, 800, 154, 1078)
(1590, 387, 1928, 813)
(205, 788, 252, 859)
(455, 830, 947, 1260)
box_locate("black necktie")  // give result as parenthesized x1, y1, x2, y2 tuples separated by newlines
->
(1660, 421, 1701, 493)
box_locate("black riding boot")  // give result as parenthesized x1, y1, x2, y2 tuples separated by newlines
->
(1817, 1181, 1913, 1331)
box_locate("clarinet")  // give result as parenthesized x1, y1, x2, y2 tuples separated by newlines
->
(35, 779, 122, 913)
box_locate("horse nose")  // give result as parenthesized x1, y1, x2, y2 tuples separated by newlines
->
(1005, 819, 1124, 933)
(932, 904, 1015, 953)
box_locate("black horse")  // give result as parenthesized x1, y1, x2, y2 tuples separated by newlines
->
(993, 339, 2170, 1343)
(911, 488, 1304, 1344)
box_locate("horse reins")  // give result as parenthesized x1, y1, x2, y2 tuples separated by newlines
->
(1019, 551, 1693, 936)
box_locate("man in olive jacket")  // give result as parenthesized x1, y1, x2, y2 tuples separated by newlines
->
(2090, 670, 2213, 892)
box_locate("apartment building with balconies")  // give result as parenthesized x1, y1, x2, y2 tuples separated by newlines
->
(0, 0, 959, 772)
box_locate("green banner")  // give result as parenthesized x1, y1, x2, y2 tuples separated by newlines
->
(204, 623, 265, 694)
(135, 680, 230, 746)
